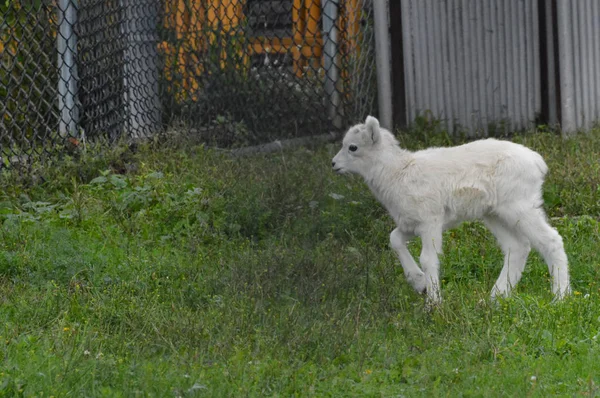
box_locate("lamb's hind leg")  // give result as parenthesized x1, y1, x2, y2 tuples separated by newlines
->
(418, 227, 444, 304)
(484, 216, 531, 300)
(498, 207, 571, 300)
(390, 228, 426, 294)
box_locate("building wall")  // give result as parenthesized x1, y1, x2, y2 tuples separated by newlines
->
(557, 0, 600, 134)
(400, 0, 541, 135)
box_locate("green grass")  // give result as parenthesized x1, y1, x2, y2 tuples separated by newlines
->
(0, 128, 599, 396)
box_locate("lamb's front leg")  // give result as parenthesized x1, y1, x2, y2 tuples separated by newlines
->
(390, 228, 426, 293)
(419, 227, 444, 305)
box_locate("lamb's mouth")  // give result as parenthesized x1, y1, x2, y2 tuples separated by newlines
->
(333, 167, 343, 173)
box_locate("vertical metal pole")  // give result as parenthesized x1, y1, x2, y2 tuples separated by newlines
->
(389, 0, 407, 129)
(401, 0, 416, 126)
(57, 0, 79, 137)
(557, 0, 575, 135)
(122, 0, 161, 139)
(373, 0, 393, 130)
(322, 0, 342, 129)
(539, 0, 558, 127)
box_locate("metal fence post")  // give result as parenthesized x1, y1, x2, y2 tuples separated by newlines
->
(57, 0, 79, 138)
(373, 0, 393, 130)
(538, 0, 559, 128)
(389, 0, 407, 129)
(322, 0, 342, 129)
(122, 0, 161, 139)
(556, 0, 575, 135)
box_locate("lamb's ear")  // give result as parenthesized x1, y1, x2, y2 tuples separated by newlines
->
(365, 116, 380, 144)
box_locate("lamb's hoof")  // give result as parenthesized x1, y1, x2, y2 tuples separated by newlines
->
(409, 277, 427, 295)
(424, 299, 441, 313)
(424, 293, 442, 312)
(478, 297, 499, 309)
(551, 286, 572, 303)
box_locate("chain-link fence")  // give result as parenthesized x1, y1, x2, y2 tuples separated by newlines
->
(1, 0, 376, 167)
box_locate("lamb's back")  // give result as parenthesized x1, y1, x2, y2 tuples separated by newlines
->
(413, 138, 547, 179)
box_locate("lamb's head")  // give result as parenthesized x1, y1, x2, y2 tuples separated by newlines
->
(332, 116, 395, 176)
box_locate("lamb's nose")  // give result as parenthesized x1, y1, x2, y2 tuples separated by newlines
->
(331, 161, 336, 168)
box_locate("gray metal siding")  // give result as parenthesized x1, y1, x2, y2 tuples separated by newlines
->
(557, 0, 600, 134)
(400, 0, 541, 135)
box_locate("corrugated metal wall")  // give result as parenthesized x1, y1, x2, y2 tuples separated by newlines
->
(557, 0, 600, 134)
(400, 0, 541, 135)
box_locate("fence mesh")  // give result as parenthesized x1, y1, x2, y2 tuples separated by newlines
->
(1, 0, 377, 168)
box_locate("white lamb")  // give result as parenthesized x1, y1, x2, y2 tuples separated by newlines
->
(332, 116, 571, 305)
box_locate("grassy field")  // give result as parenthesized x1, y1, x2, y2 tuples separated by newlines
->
(0, 128, 599, 396)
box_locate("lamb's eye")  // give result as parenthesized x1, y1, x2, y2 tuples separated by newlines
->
(349, 144, 358, 152)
